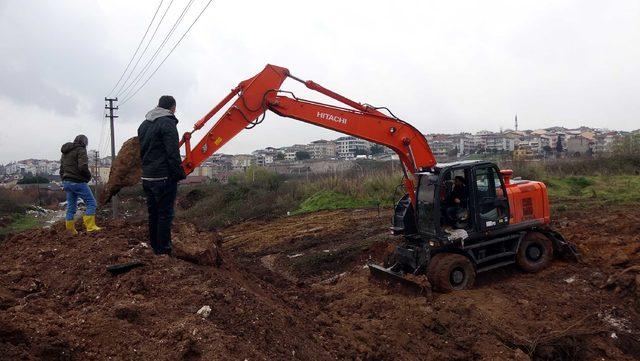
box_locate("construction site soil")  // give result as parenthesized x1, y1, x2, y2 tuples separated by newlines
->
(1, 203, 639, 360)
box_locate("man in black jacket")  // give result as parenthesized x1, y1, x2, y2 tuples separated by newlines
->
(138, 95, 186, 255)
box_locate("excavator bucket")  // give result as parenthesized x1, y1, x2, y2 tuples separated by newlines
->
(368, 262, 430, 295)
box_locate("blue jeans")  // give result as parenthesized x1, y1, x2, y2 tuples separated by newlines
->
(142, 179, 178, 255)
(63, 181, 97, 220)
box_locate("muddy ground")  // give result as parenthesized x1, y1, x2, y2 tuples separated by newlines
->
(1, 204, 639, 360)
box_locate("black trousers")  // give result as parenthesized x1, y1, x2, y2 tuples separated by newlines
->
(142, 179, 178, 255)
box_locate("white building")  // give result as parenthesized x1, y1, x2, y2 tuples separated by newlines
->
(458, 135, 479, 155)
(252, 148, 277, 166)
(279, 144, 309, 161)
(336, 136, 371, 159)
(232, 154, 255, 170)
(593, 133, 618, 154)
(308, 140, 337, 159)
(425, 134, 456, 157)
(484, 135, 516, 152)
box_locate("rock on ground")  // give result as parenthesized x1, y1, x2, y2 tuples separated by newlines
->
(100, 136, 142, 205)
(172, 223, 222, 266)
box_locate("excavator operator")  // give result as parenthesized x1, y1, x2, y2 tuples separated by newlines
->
(446, 176, 469, 227)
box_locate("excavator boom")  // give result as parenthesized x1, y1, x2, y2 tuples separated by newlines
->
(180, 64, 436, 205)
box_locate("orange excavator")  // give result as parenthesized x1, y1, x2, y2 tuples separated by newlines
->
(179, 64, 579, 290)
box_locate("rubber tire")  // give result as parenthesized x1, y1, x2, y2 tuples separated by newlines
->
(516, 232, 553, 273)
(427, 253, 476, 291)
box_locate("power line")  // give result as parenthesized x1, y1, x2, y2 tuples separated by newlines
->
(106, 0, 164, 97)
(114, 0, 176, 97)
(119, 0, 196, 101)
(99, 110, 111, 156)
(121, 0, 214, 105)
(97, 108, 107, 152)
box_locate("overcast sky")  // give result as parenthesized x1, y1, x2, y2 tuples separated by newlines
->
(1, 0, 639, 163)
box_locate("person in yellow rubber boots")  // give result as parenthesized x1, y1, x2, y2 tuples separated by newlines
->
(60, 134, 102, 234)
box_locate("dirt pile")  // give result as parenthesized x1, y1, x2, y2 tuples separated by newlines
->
(1, 205, 640, 360)
(224, 207, 640, 360)
(555, 205, 640, 294)
(100, 136, 142, 205)
(0, 219, 334, 360)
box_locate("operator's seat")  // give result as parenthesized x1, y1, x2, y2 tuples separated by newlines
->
(447, 175, 470, 229)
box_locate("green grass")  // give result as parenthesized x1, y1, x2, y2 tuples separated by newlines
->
(179, 156, 639, 229)
(546, 175, 640, 204)
(293, 190, 378, 214)
(0, 215, 40, 237)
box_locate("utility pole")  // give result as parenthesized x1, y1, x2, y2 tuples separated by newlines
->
(105, 97, 119, 218)
(93, 150, 100, 186)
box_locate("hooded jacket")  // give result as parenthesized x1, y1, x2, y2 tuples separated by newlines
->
(60, 135, 92, 183)
(137, 107, 186, 181)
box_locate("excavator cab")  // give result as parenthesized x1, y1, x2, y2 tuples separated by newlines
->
(394, 160, 510, 238)
(371, 160, 579, 291)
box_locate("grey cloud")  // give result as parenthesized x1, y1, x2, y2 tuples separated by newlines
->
(0, 0, 639, 164)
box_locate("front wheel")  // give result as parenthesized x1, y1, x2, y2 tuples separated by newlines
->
(427, 253, 476, 291)
(516, 232, 553, 273)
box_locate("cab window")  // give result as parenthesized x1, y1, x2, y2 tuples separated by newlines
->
(474, 166, 505, 226)
(417, 174, 437, 234)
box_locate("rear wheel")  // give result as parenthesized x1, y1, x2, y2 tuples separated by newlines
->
(427, 253, 476, 291)
(516, 232, 553, 273)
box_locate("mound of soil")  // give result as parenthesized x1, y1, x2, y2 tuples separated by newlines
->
(0, 220, 329, 360)
(555, 204, 640, 300)
(224, 207, 640, 360)
(1, 205, 639, 360)
(100, 137, 142, 205)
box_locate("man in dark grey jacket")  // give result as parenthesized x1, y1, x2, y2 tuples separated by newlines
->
(138, 95, 186, 255)
(60, 134, 102, 234)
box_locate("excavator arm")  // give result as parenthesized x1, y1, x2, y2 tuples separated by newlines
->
(179, 64, 436, 205)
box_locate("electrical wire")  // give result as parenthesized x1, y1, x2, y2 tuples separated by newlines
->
(96, 107, 110, 162)
(118, 0, 186, 99)
(106, 0, 164, 97)
(119, 0, 197, 102)
(96, 109, 106, 152)
(97, 107, 106, 149)
(120, 0, 213, 105)
(120, 0, 199, 103)
(114, 0, 176, 97)
(94, 118, 107, 160)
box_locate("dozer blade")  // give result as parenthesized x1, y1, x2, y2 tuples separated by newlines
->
(368, 263, 430, 295)
(544, 229, 582, 263)
(557, 242, 581, 262)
